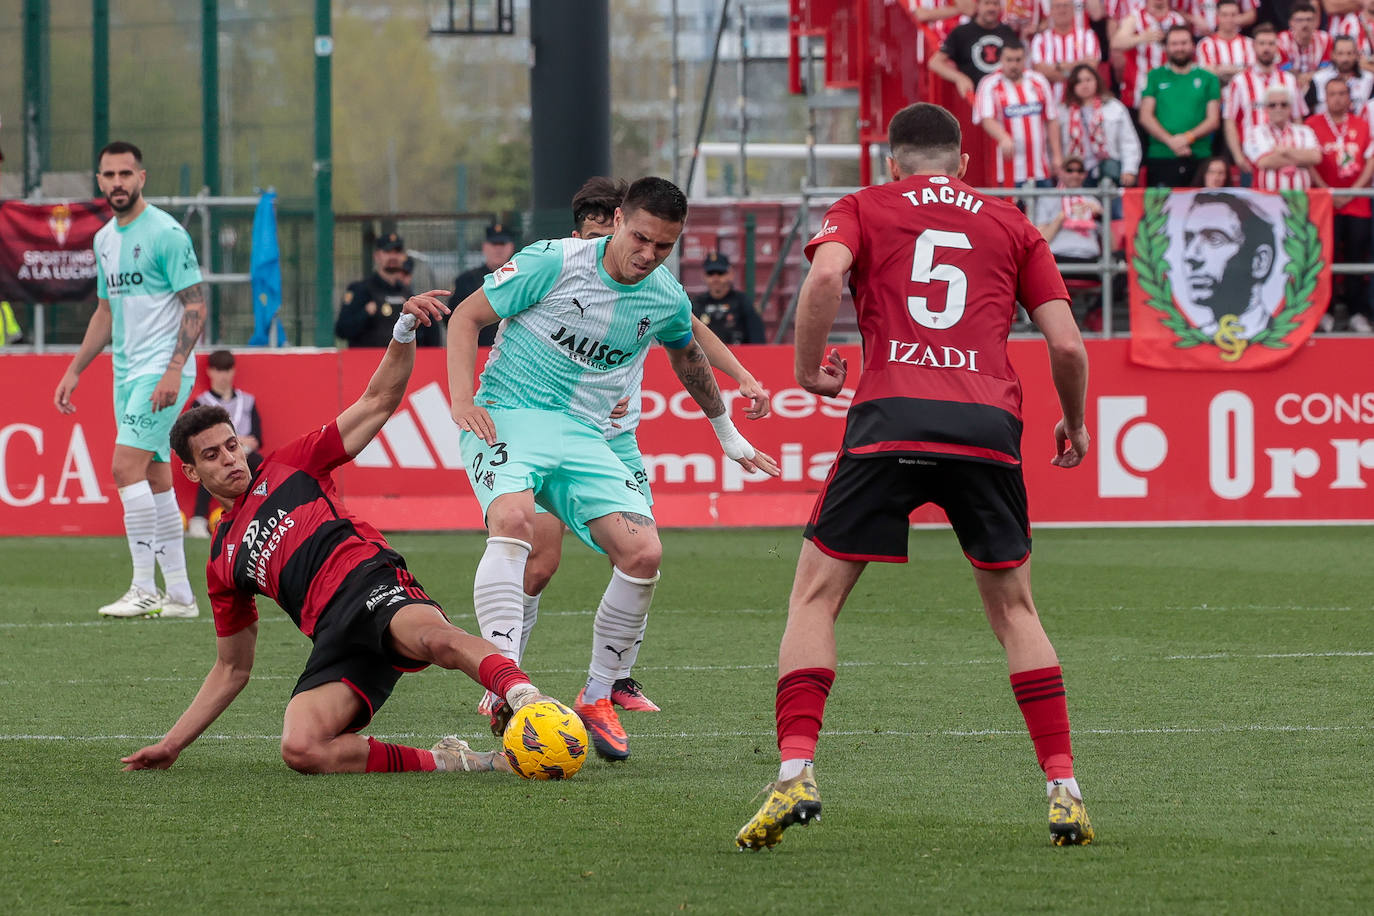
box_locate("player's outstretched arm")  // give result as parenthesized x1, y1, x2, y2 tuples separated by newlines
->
(336, 290, 449, 457)
(666, 340, 780, 477)
(446, 288, 503, 444)
(121, 625, 258, 771)
(54, 298, 113, 414)
(794, 241, 853, 397)
(1029, 299, 1090, 468)
(688, 313, 770, 419)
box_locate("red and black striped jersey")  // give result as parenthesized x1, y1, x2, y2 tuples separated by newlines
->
(804, 174, 1067, 467)
(206, 422, 393, 638)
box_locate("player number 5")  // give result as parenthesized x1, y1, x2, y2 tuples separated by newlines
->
(908, 229, 972, 330)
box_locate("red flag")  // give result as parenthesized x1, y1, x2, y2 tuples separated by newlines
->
(1124, 187, 1332, 370)
(0, 200, 112, 303)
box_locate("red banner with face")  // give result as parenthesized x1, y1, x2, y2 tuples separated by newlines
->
(1125, 187, 1333, 370)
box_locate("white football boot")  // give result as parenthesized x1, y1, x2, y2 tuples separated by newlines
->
(97, 586, 163, 618)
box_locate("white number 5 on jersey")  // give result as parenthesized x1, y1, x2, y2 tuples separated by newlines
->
(908, 229, 972, 330)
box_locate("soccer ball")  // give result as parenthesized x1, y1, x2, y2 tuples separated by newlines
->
(502, 699, 588, 780)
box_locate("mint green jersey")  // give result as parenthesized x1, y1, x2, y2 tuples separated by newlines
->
(478, 236, 694, 434)
(94, 204, 203, 381)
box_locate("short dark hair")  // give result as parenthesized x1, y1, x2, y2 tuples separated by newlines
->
(171, 405, 234, 464)
(1165, 24, 1195, 42)
(621, 177, 688, 224)
(1214, 0, 1240, 9)
(1332, 34, 1358, 51)
(572, 176, 628, 230)
(207, 349, 235, 371)
(1253, 22, 1277, 38)
(1289, 1, 1317, 16)
(1000, 37, 1025, 55)
(97, 140, 143, 165)
(888, 103, 962, 172)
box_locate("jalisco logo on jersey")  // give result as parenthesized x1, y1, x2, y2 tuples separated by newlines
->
(549, 326, 634, 368)
(104, 271, 145, 294)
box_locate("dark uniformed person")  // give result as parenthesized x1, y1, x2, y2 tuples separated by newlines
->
(450, 223, 516, 347)
(335, 233, 441, 347)
(690, 252, 766, 345)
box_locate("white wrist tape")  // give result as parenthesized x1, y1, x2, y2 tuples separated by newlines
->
(708, 413, 756, 461)
(392, 312, 418, 344)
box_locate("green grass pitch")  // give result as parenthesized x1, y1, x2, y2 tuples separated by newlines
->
(2, 527, 1372, 913)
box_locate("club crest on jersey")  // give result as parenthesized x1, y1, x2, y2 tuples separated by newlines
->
(252, 481, 268, 496)
(491, 259, 519, 286)
(549, 326, 633, 367)
(636, 316, 651, 340)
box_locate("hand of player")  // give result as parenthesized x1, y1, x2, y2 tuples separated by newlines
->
(609, 396, 631, 421)
(452, 401, 498, 444)
(1051, 418, 1091, 468)
(956, 75, 974, 98)
(150, 368, 183, 413)
(802, 348, 848, 398)
(732, 445, 781, 478)
(999, 136, 1016, 158)
(1167, 136, 1192, 157)
(1144, 27, 1164, 44)
(54, 370, 79, 414)
(121, 742, 179, 771)
(403, 290, 452, 325)
(1237, 158, 1254, 174)
(737, 375, 771, 420)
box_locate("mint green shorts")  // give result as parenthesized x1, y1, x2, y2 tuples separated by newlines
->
(532, 429, 651, 518)
(460, 409, 652, 553)
(112, 373, 195, 462)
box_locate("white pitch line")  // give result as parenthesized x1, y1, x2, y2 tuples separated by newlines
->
(2, 603, 1366, 631)
(3, 723, 1370, 743)
(1165, 651, 1374, 660)
(1, 649, 1368, 689)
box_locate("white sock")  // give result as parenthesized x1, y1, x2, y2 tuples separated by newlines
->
(779, 759, 812, 782)
(614, 615, 649, 680)
(518, 591, 540, 662)
(587, 567, 658, 699)
(473, 537, 531, 660)
(1048, 777, 1083, 800)
(152, 488, 194, 604)
(118, 481, 158, 593)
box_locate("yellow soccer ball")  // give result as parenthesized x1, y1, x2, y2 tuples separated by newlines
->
(502, 700, 588, 780)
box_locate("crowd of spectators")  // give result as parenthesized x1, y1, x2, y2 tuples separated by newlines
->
(921, 0, 1374, 331)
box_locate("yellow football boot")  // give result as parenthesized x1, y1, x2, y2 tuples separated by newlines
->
(735, 767, 822, 851)
(1048, 784, 1095, 846)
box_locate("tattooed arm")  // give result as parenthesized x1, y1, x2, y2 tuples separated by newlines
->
(665, 340, 780, 477)
(150, 283, 207, 412)
(664, 339, 726, 418)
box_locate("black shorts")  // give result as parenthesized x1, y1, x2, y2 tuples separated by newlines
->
(292, 554, 444, 732)
(804, 454, 1031, 568)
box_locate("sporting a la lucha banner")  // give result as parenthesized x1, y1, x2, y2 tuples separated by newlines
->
(1125, 187, 1332, 370)
(0, 200, 112, 303)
